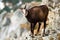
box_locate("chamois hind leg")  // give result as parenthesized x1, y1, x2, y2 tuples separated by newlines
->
(43, 20, 46, 37)
(35, 23, 41, 36)
(30, 23, 36, 38)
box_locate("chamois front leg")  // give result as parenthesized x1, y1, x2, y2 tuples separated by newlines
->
(30, 23, 36, 38)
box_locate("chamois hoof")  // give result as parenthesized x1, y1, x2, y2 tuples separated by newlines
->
(35, 34, 37, 36)
(31, 35, 35, 38)
(43, 34, 45, 37)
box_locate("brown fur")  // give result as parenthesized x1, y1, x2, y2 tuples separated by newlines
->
(25, 5, 49, 37)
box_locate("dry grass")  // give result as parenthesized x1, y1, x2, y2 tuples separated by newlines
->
(57, 33, 60, 40)
(49, 36, 54, 40)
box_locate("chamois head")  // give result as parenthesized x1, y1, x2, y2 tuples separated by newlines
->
(20, 4, 28, 16)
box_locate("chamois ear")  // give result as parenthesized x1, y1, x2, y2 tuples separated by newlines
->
(24, 4, 26, 9)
